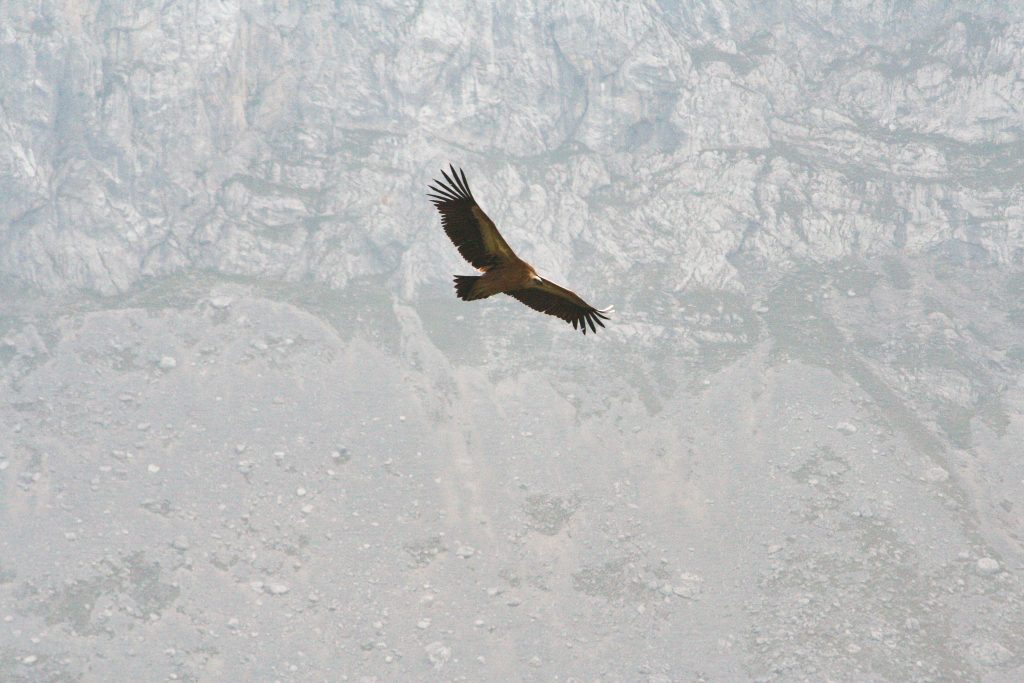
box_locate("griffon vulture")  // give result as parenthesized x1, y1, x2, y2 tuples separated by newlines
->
(428, 165, 613, 334)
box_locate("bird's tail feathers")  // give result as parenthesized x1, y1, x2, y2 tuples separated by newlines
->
(453, 275, 482, 301)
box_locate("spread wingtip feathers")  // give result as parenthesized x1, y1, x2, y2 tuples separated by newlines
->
(430, 165, 612, 335)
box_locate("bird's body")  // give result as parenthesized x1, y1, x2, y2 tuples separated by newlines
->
(428, 165, 612, 334)
(455, 261, 537, 301)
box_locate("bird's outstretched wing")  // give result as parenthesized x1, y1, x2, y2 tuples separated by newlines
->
(507, 279, 613, 334)
(428, 165, 517, 270)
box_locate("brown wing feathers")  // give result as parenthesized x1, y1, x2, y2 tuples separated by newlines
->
(430, 165, 613, 334)
(508, 283, 612, 335)
(427, 165, 498, 270)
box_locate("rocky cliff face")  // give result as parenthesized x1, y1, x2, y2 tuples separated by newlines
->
(1, 2, 1023, 681)
(2, 2, 1021, 295)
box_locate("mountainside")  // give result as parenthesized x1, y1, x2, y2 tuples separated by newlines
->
(2, 2, 1022, 295)
(1, 2, 1023, 681)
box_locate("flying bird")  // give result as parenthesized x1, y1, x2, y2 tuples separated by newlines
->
(428, 165, 613, 334)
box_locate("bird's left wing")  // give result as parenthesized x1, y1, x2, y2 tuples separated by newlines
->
(507, 279, 613, 334)
(428, 165, 517, 270)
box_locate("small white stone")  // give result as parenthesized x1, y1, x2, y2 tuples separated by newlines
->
(977, 557, 1000, 575)
(417, 618, 431, 629)
(159, 356, 177, 369)
(835, 422, 858, 435)
(672, 573, 703, 599)
(172, 536, 190, 550)
(267, 583, 290, 595)
(22, 655, 37, 665)
(147, 464, 161, 473)
(296, 487, 307, 497)
(455, 546, 475, 558)
(210, 296, 234, 309)
(922, 466, 949, 483)
(424, 641, 451, 669)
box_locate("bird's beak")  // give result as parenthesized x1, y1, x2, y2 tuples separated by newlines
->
(532, 276, 543, 285)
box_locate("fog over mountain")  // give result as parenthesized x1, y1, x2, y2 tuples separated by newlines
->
(2, 1, 1023, 680)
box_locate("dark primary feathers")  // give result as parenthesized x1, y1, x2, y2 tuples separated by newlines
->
(429, 165, 613, 335)
(508, 280, 612, 335)
(427, 165, 514, 270)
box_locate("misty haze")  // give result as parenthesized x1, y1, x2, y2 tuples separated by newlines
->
(1, 2, 1023, 681)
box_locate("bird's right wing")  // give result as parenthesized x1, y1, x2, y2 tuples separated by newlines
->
(507, 278, 613, 335)
(428, 165, 517, 270)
